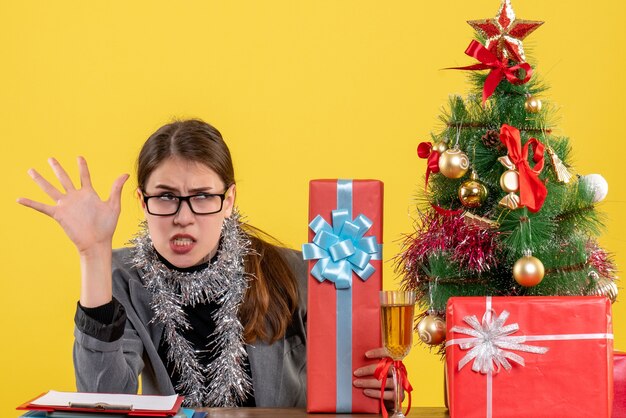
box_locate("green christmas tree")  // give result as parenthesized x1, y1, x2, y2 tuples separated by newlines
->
(397, 0, 618, 349)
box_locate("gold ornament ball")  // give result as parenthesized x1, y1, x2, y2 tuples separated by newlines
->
(589, 276, 619, 304)
(459, 173, 488, 208)
(513, 255, 545, 287)
(438, 149, 469, 179)
(417, 314, 446, 345)
(433, 142, 448, 154)
(524, 96, 542, 113)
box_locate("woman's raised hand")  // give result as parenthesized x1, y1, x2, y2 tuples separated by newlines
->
(18, 157, 129, 307)
(18, 157, 129, 254)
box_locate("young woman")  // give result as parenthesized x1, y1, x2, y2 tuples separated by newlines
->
(18, 119, 392, 407)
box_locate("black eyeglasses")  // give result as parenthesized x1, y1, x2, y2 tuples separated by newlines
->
(142, 191, 227, 216)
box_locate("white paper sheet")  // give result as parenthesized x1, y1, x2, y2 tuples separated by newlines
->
(31, 390, 179, 411)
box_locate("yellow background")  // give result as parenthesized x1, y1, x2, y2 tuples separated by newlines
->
(1, 1, 624, 415)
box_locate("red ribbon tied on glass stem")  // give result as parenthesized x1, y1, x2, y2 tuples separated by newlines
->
(374, 357, 413, 418)
(500, 124, 547, 213)
(450, 40, 533, 105)
(417, 141, 441, 191)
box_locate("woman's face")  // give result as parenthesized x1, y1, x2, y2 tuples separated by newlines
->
(141, 156, 235, 268)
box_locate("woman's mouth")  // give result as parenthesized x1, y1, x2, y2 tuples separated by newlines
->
(170, 235, 196, 254)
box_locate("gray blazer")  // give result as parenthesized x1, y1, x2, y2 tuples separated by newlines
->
(73, 247, 307, 407)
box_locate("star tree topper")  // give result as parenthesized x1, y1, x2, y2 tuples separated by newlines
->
(468, 0, 543, 63)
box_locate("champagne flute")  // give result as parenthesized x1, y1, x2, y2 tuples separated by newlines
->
(380, 290, 416, 418)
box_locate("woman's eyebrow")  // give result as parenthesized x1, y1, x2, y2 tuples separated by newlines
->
(152, 184, 179, 192)
(188, 186, 216, 193)
(152, 184, 216, 193)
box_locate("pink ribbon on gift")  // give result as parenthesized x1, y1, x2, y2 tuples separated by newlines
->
(445, 296, 614, 418)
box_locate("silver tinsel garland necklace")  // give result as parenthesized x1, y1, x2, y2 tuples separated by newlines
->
(131, 212, 253, 407)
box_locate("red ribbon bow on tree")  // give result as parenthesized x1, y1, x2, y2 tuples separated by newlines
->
(417, 141, 441, 191)
(431, 203, 464, 217)
(374, 357, 413, 418)
(499, 124, 547, 213)
(450, 40, 533, 105)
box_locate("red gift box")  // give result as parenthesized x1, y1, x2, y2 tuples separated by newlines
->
(303, 179, 383, 413)
(614, 351, 626, 418)
(446, 296, 614, 418)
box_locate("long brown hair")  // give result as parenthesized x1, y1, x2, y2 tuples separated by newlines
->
(137, 119, 299, 343)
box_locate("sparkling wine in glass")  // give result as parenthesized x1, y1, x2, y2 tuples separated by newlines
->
(380, 290, 416, 418)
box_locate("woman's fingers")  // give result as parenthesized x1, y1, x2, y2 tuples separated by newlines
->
(355, 374, 398, 402)
(77, 156, 92, 189)
(353, 348, 392, 377)
(353, 347, 396, 401)
(353, 377, 394, 390)
(363, 388, 394, 400)
(365, 347, 388, 359)
(48, 157, 76, 192)
(27, 168, 63, 201)
(108, 173, 130, 212)
(16, 197, 54, 217)
(354, 363, 377, 377)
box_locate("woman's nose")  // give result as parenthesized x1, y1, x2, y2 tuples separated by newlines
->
(173, 199, 195, 225)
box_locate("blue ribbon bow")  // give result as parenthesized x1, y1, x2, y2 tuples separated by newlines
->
(302, 209, 382, 289)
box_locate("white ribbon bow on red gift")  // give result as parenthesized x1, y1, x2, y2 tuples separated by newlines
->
(448, 308, 549, 374)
